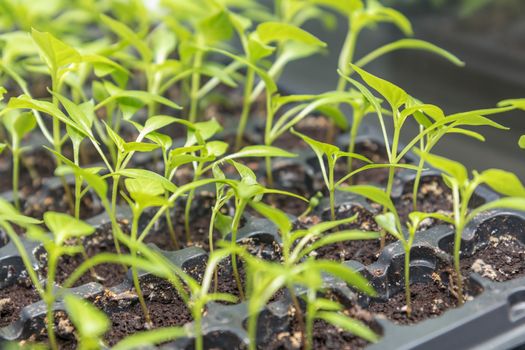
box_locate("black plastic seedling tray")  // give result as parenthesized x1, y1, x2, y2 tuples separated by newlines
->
(1, 122, 525, 349)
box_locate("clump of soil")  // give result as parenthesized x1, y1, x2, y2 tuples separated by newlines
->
(461, 234, 525, 282)
(0, 278, 40, 328)
(37, 222, 131, 288)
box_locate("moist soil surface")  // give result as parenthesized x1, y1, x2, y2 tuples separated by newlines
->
(461, 234, 525, 282)
(368, 273, 479, 325)
(264, 302, 378, 350)
(395, 176, 453, 228)
(0, 278, 40, 328)
(37, 222, 131, 288)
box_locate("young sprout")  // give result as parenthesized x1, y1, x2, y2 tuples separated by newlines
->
(0, 205, 96, 350)
(246, 201, 379, 350)
(341, 65, 512, 203)
(291, 128, 370, 221)
(292, 128, 415, 223)
(423, 152, 525, 304)
(353, 185, 453, 315)
(2, 110, 36, 209)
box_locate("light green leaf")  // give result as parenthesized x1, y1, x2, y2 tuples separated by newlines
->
(125, 178, 168, 208)
(479, 169, 525, 197)
(214, 212, 233, 238)
(122, 141, 160, 153)
(31, 28, 81, 72)
(116, 168, 177, 193)
(225, 145, 297, 160)
(64, 294, 110, 339)
(250, 201, 292, 235)
(317, 312, 379, 343)
(112, 327, 187, 350)
(199, 10, 234, 44)
(351, 65, 408, 109)
(309, 0, 363, 16)
(256, 22, 326, 47)
(3, 111, 36, 140)
(420, 151, 468, 186)
(44, 212, 95, 245)
(206, 141, 229, 157)
(100, 14, 152, 62)
(339, 185, 396, 214)
(299, 230, 380, 258)
(186, 118, 222, 146)
(315, 260, 375, 296)
(374, 213, 402, 240)
(467, 197, 525, 224)
(519, 135, 525, 149)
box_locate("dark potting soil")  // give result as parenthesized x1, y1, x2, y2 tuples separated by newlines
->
(307, 204, 384, 266)
(264, 303, 378, 350)
(461, 234, 525, 282)
(19, 310, 78, 350)
(0, 278, 40, 328)
(395, 176, 453, 228)
(0, 148, 56, 193)
(94, 277, 193, 347)
(368, 272, 480, 325)
(38, 222, 131, 288)
(22, 185, 104, 220)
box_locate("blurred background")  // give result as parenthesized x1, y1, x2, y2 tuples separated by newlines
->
(278, 0, 525, 178)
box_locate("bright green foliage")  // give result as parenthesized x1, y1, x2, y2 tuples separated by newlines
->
(424, 152, 525, 304)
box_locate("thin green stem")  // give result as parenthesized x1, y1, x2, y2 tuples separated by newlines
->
(189, 48, 204, 123)
(131, 211, 152, 325)
(288, 286, 305, 349)
(452, 184, 464, 305)
(404, 244, 411, 316)
(12, 147, 20, 210)
(235, 67, 255, 150)
(231, 201, 246, 300)
(46, 251, 59, 350)
(347, 110, 362, 176)
(336, 21, 359, 92)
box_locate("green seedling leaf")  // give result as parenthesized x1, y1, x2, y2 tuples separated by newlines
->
(44, 212, 95, 245)
(125, 178, 168, 208)
(447, 128, 485, 142)
(225, 145, 297, 160)
(351, 65, 408, 109)
(519, 135, 525, 149)
(315, 105, 348, 130)
(7, 95, 86, 136)
(317, 312, 379, 343)
(122, 141, 160, 153)
(150, 25, 177, 63)
(499, 98, 525, 111)
(375, 213, 402, 240)
(250, 201, 292, 235)
(146, 131, 173, 150)
(479, 169, 525, 197)
(199, 10, 234, 44)
(291, 128, 338, 158)
(64, 294, 110, 340)
(31, 28, 81, 72)
(299, 230, 380, 258)
(247, 34, 275, 62)
(116, 168, 177, 193)
(420, 151, 468, 186)
(100, 14, 152, 62)
(312, 298, 343, 312)
(0, 87, 6, 100)
(186, 118, 223, 146)
(104, 121, 126, 153)
(0, 200, 42, 226)
(55, 164, 107, 201)
(467, 197, 525, 224)
(112, 327, 187, 350)
(315, 260, 375, 296)
(256, 22, 326, 47)
(206, 141, 229, 157)
(340, 185, 396, 214)
(3, 111, 36, 140)
(309, 0, 363, 15)
(0, 144, 6, 154)
(214, 212, 233, 238)
(52, 92, 94, 138)
(408, 211, 454, 226)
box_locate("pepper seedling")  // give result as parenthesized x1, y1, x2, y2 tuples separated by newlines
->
(423, 152, 525, 304)
(246, 201, 379, 350)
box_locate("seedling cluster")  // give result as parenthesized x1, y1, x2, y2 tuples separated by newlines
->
(0, 1, 524, 349)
